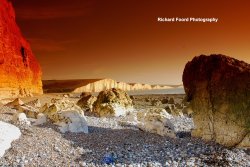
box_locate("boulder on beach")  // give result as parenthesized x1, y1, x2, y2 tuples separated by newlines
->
(18, 105, 39, 119)
(175, 103, 183, 110)
(55, 110, 88, 133)
(12, 98, 88, 133)
(119, 108, 191, 138)
(0, 121, 21, 157)
(92, 88, 133, 117)
(39, 103, 49, 113)
(44, 99, 84, 116)
(151, 99, 162, 106)
(183, 54, 250, 147)
(168, 97, 175, 104)
(5, 98, 24, 109)
(40, 99, 88, 133)
(137, 108, 176, 137)
(6, 98, 41, 119)
(33, 113, 47, 125)
(161, 98, 169, 104)
(80, 92, 92, 98)
(24, 99, 41, 108)
(12, 112, 31, 125)
(77, 93, 97, 112)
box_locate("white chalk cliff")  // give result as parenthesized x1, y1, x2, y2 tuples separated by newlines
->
(43, 78, 176, 93)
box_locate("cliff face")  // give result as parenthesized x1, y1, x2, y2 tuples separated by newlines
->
(73, 79, 159, 93)
(74, 79, 118, 93)
(43, 79, 174, 93)
(73, 80, 173, 92)
(0, 0, 43, 99)
(183, 54, 250, 147)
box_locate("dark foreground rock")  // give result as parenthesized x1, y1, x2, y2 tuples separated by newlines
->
(183, 54, 250, 147)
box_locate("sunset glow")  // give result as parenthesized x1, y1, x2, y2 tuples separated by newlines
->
(10, 0, 250, 84)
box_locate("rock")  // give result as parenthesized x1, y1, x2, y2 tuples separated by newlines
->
(182, 97, 189, 107)
(63, 94, 69, 98)
(165, 106, 172, 114)
(182, 107, 193, 117)
(33, 113, 47, 125)
(80, 92, 92, 98)
(165, 105, 183, 116)
(39, 103, 49, 113)
(0, 121, 21, 157)
(56, 110, 88, 133)
(145, 98, 151, 102)
(43, 99, 84, 117)
(24, 99, 41, 108)
(76, 93, 97, 113)
(123, 108, 176, 137)
(18, 105, 39, 119)
(137, 108, 176, 138)
(12, 113, 30, 125)
(129, 95, 135, 100)
(38, 99, 88, 133)
(5, 98, 24, 109)
(183, 54, 250, 147)
(92, 88, 133, 117)
(79, 161, 87, 167)
(7, 100, 39, 119)
(168, 98, 175, 104)
(151, 99, 162, 106)
(175, 103, 183, 109)
(0, 0, 42, 99)
(51, 98, 60, 104)
(161, 98, 169, 104)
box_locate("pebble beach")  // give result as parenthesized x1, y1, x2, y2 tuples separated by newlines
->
(0, 94, 249, 167)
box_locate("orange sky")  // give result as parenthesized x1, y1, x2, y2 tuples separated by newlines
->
(10, 0, 250, 84)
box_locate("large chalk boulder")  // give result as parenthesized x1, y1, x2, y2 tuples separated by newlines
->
(93, 88, 133, 117)
(120, 107, 193, 137)
(55, 110, 88, 133)
(137, 108, 176, 138)
(183, 54, 250, 147)
(0, 121, 21, 157)
(41, 99, 88, 133)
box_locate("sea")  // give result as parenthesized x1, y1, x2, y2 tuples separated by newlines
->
(127, 88, 185, 95)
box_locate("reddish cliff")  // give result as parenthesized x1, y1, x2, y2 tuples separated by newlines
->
(0, 0, 42, 98)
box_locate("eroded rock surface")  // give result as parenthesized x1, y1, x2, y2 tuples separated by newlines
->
(93, 88, 133, 117)
(136, 108, 176, 138)
(40, 99, 88, 133)
(0, 0, 43, 99)
(183, 54, 250, 147)
(5, 98, 88, 133)
(121, 108, 193, 137)
(76, 92, 97, 113)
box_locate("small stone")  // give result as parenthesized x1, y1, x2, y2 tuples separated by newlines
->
(79, 161, 87, 167)
(54, 146, 61, 152)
